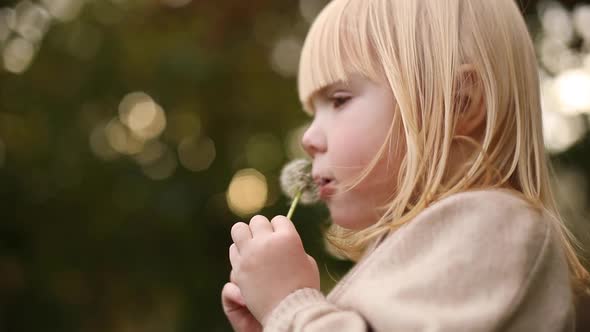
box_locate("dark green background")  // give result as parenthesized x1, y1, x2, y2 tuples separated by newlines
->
(0, 0, 589, 331)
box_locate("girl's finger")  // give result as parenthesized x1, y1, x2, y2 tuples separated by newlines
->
(229, 243, 241, 269)
(307, 254, 320, 277)
(249, 215, 273, 237)
(306, 254, 317, 266)
(221, 282, 246, 309)
(230, 269, 238, 284)
(270, 215, 297, 234)
(230, 222, 252, 249)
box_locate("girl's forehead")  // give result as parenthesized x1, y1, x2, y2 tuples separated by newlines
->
(317, 80, 352, 94)
(312, 74, 373, 96)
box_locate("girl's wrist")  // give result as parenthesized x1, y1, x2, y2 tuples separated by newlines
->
(262, 288, 325, 328)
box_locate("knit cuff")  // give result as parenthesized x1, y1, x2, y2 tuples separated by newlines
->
(263, 288, 327, 332)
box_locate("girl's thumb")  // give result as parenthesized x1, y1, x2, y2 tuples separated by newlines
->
(222, 282, 246, 308)
(306, 254, 317, 267)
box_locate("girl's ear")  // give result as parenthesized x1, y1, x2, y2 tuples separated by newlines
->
(455, 64, 486, 137)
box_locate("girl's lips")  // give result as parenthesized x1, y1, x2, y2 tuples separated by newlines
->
(318, 181, 336, 199)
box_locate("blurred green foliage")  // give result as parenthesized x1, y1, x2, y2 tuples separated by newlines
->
(0, 1, 588, 331)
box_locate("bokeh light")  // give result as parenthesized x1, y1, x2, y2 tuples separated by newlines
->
(105, 118, 144, 155)
(89, 121, 120, 161)
(226, 169, 268, 217)
(2, 37, 36, 73)
(0, 0, 89, 75)
(14, 1, 51, 43)
(542, 110, 586, 153)
(177, 136, 216, 172)
(537, 0, 590, 154)
(270, 36, 302, 77)
(540, 1, 574, 43)
(572, 5, 590, 41)
(118, 92, 167, 141)
(555, 69, 590, 114)
(41, 0, 86, 22)
(0, 9, 16, 42)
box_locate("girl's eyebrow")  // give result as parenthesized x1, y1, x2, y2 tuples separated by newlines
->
(306, 81, 348, 113)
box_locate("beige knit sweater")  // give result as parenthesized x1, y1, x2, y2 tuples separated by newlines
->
(264, 189, 575, 331)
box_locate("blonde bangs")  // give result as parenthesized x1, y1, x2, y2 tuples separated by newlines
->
(297, 0, 382, 112)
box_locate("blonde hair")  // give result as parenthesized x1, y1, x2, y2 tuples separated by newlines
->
(298, 0, 590, 296)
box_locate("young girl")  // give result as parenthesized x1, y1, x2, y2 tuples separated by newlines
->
(222, 0, 590, 331)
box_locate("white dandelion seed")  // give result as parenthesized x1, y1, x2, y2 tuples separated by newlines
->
(280, 159, 319, 219)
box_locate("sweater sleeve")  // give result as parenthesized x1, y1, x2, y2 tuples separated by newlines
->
(263, 190, 574, 332)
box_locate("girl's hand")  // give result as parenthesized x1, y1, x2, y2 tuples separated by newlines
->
(221, 281, 262, 332)
(229, 215, 320, 325)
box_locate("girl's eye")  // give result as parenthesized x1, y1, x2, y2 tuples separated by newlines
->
(331, 96, 351, 109)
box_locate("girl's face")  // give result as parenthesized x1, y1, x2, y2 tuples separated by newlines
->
(301, 74, 403, 230)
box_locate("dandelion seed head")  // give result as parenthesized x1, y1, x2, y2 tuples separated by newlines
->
(280, 159, 319, 204)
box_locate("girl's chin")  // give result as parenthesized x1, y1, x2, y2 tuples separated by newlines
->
(328, 205, 375, 230)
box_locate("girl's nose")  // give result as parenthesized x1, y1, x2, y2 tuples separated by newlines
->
(301, 122, 327, 157)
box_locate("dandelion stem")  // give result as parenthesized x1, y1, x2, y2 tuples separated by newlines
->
(287, 188, 302, 220)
